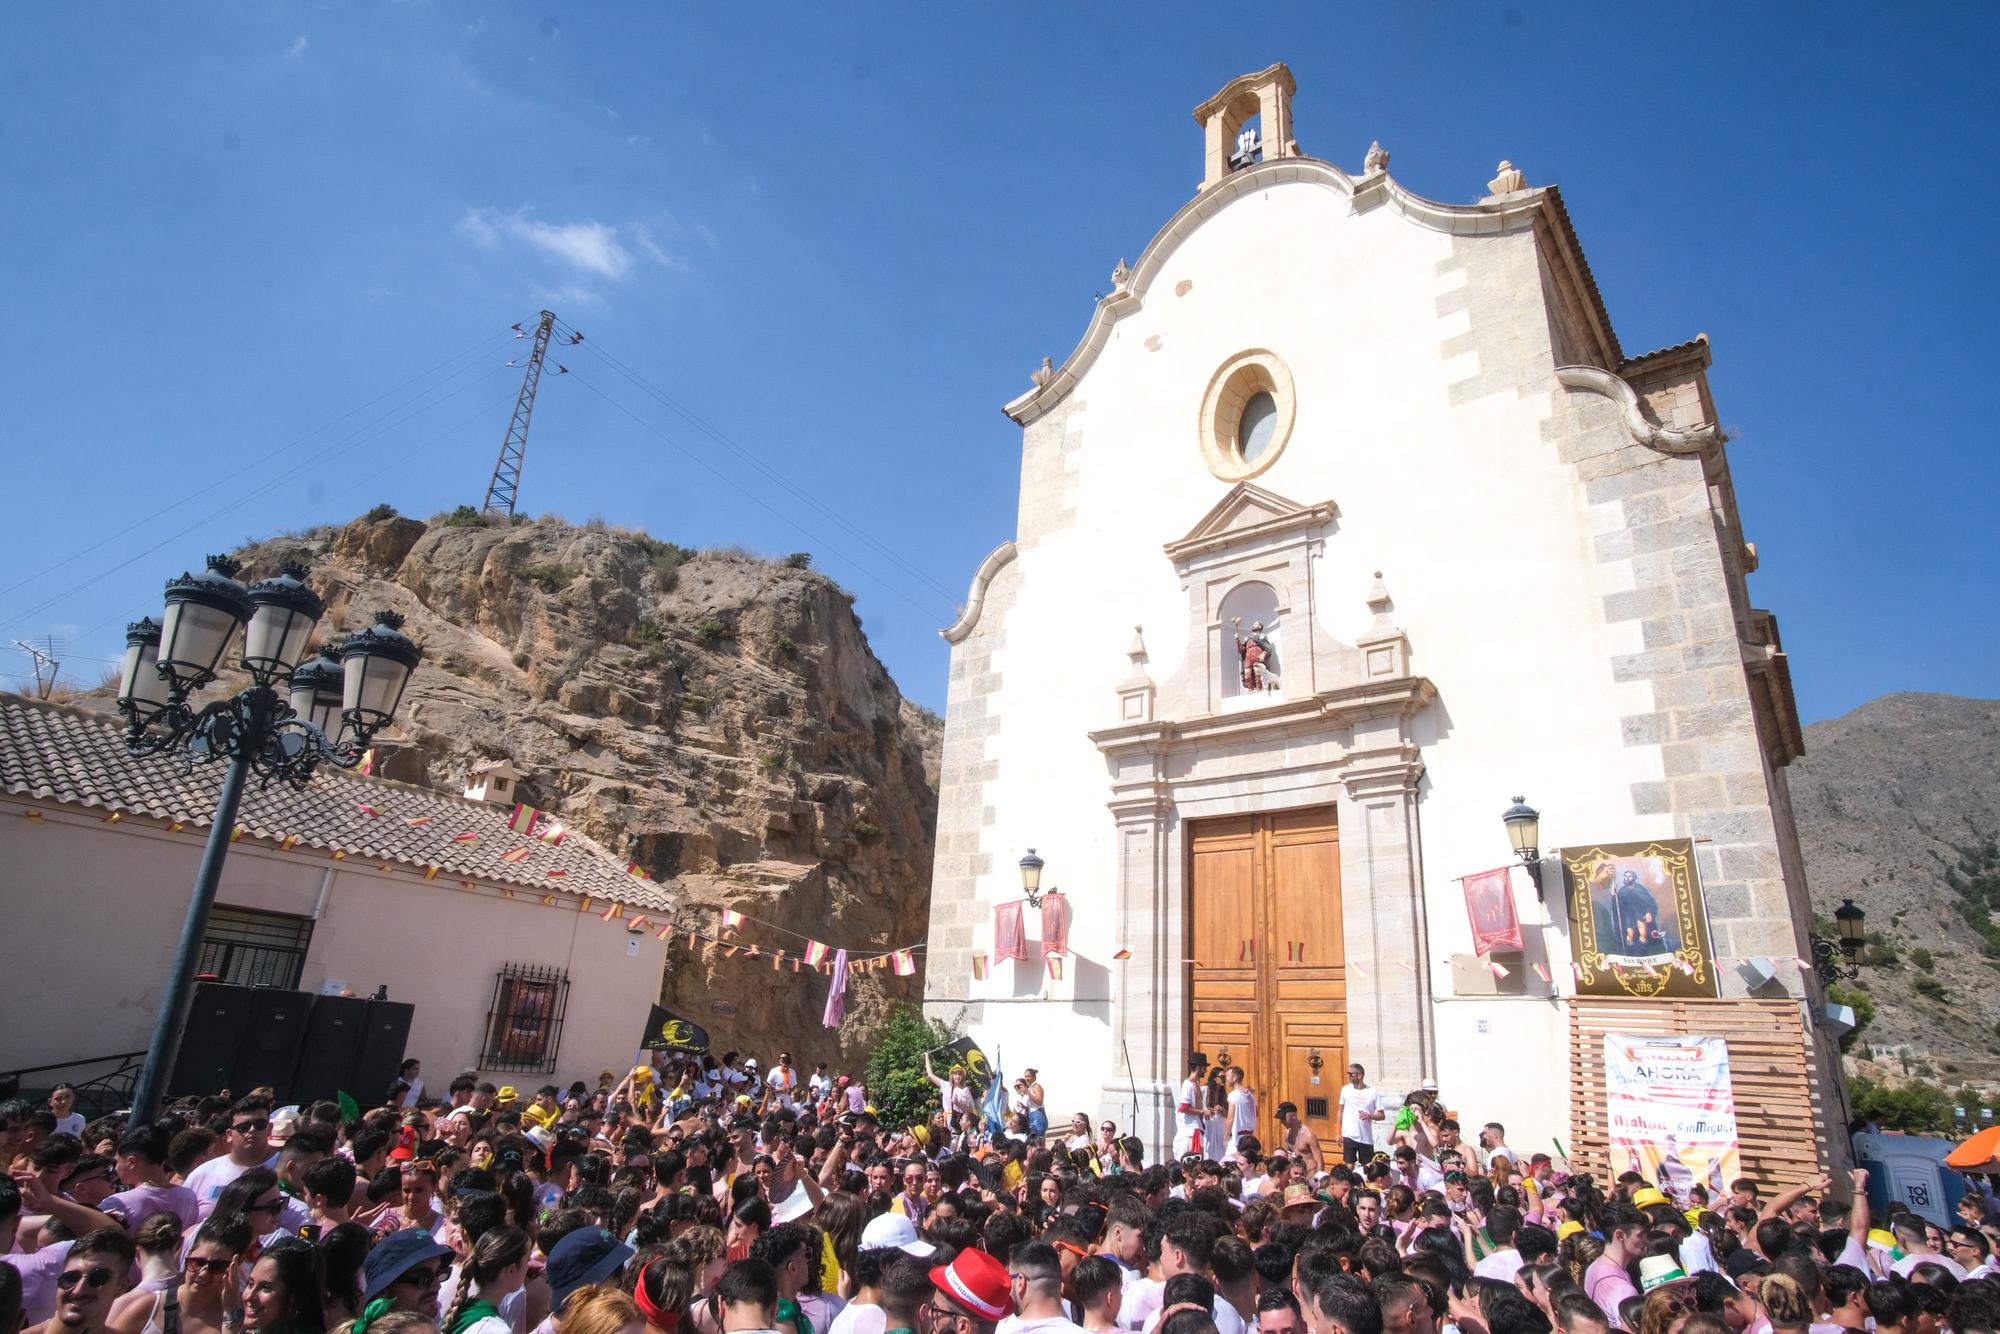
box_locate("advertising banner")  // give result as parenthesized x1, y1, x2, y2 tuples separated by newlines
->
(1604, 1033, 1742, 1199)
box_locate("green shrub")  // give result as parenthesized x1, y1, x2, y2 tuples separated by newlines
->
(436, 505, 490, 528)
(1861, 944, 1902, 970)
(364, 503, 398, 522)
(783, 552, 813, 569)
(1849, 1074, 1955, 1134)
(652, 551, 686, 590)
(1826, 983, 1874, 1051)
(511, 651, 529, 669)
(1912, 946, 1936, 971)
(775, 635, 796, 655)
(1914, 973, 1948, 1000)
(863, 1003, 963, 1134)
(757, 752, 783, 775)
(853, 817, 882, 841)
(522, 561, 581, 593)
(694, 618, 728, 645)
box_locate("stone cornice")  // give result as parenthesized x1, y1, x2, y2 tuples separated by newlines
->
(1004, 159, 1619, 426)
(1554, 365, 1721, 456)
(1163, 484, 1337, 565)
(938, 540, 1018, 644)
(1089, 676, 1437, 758)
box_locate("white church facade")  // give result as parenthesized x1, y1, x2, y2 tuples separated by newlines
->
(924, 66, 1841, 1177)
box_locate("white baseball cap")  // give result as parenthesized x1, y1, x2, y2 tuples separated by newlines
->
(861, 1211, 937, 1257)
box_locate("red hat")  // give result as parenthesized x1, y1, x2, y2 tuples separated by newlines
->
(931, 1247, 1013, 1323)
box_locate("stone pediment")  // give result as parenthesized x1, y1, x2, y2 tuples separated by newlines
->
(1163, 483, 1336, 564)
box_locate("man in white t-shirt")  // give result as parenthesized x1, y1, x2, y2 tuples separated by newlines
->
(1002, 1243, 1087, 1334)
(1889, 1216, 1969, 1279)
(185, 1097, 278, 1217)
(766, 1052, 803, 1110)
(1172, 1053, 1210, 1160)
(398, 1059, 425, 1108)
(1226, 1067, 1257, 1146)
(1336, 1064, 1384, 1166)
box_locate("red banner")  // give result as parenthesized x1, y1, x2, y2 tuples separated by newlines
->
(1461, 866, 1524, 954)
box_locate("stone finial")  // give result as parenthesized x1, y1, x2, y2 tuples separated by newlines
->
(1126, 625, 1147, 665)
(1365, 570, 1396, 630)
(1363, 140, 1390, 175)
(1357, 571, 1409, 680)
(1487, 160, 1526, 195)
(1111, 258, 1132, 289)
(1116, 624, 1155, 724)
(1030, 357, 1055, 389)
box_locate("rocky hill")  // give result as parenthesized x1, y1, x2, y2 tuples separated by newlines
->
(182, 509, 942, 1065)
(1790, 692, 2000, 1087)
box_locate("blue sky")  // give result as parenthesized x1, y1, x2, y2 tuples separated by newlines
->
(3, 5, 1993, 722)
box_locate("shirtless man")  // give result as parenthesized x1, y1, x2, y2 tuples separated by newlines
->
(1276, 1102, 1323, 1178)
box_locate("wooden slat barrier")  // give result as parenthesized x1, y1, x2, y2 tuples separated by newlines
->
(1568, 997, 1828, 1192)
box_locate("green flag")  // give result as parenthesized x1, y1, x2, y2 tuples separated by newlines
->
(337, 1089, 361, 1121)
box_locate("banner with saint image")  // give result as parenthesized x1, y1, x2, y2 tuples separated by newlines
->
(1563, 838, 1718, 998)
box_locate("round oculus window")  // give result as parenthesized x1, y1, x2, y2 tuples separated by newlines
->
(1198, 351, 1296, 481)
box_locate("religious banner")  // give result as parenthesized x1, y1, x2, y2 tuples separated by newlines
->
(1460, 866, 1524, 954)
(993, 901, 1027, 962)
(939, 1034, 993, 1086)
(1040, 890, 1071, 957)
(639, 1004, 711, 1053)
(1564, 839, 1719, 998)
(1603, 1033, 1741, 1200)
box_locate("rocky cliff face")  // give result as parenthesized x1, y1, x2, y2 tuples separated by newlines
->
(1790, 692, 2000, 1088)
(231, 511, 942, 1064)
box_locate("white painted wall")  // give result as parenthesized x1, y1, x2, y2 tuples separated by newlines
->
(0, 803, 669, 1089)
(938, 178, 1679, 1148)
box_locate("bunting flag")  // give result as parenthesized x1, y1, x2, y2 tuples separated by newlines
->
(21, 809, 41, 821)
(745, 944, 761, 959)
(1460, 866, 1525, 955)
(450, 832, 479, 844)
(330, 850, 347, 861)
(546, 870, 568, 879)
(1395, 960, 1417, 973)
(581, 897, 592, 915)
(1490, 961, 1511, 979)
(423, 866, 440, 881)
(1351, 960, 1370, 977)
(972, 954, 989, 980)
(500, 847, 533, 863)
(404, 816, 434, 828)
(1112, 948, 1131, 961)
(167, 820, 183, 832)
(1240, 940, 1255, 963)
(542, 895, 557, 906)
(500, 887, 514, 898)
(458, 880, 474, 892)
(657, 923, 673, 940)
(1047, 955, 1064, 981)
(537, 822, 567, 846)
(360, 748, 375, 775)
(791, 958, 801, 973)
(804, 940, 830, 966)
(1532, 962, 1552, 983)
(771, 952, 783, 971)
(630, 914, 650, 931)
(721, 909, 744, 930)
(1286, 941, 1304, 963)
(507, 803, 542, 836)
(722, 944, 739, 958)
(231, 825, 245, 842)
(625, 862, 650, 880)
(1793, 957, 1813, 973)
(278, 834, 299, 850)
(686, 931, 697, 948)
(356, 804, 381, 818)
(379, 862, 394, 872)
(893, 949, 917, 977)
(600, 901, 622, 921)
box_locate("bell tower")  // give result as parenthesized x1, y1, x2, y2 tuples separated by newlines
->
(1193, 63, 1300, 192)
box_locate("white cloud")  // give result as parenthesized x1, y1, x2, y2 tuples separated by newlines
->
(457, 208, 689, 283)
(285, 35, 308, 61)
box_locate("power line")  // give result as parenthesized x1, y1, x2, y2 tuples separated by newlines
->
(564, 370, 960, 624)
(549, 317, 965, 607)
(0, 328, 512, 608)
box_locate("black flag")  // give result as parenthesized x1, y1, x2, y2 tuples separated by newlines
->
(640, 1004, 710, 1053)
(939, 1034, 992, 1086)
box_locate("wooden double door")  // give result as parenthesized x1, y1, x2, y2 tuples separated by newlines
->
(1189, 806, 1346, 1153)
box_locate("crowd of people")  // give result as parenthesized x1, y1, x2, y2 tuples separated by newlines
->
(3, 1043, 1998, 1334)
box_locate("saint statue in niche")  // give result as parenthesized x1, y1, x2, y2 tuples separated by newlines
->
(1230, 617, 1276, 691)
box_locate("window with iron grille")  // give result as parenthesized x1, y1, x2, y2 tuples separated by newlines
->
(199, 906, 314, 990)
(481, 964, 571, 1073)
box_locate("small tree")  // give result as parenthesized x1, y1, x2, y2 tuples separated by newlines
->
(863, 1002, 958, 1135)
(364, 503, 398, 522)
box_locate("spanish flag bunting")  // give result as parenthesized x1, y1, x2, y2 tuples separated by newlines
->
(1111, 948, 1131, 961)
(21, 809, 41, 820)
(501, 888, 515, 898)
(1285, 941, 1303, 963)
(500, 847, 532, 863)
(630, 914, 650, 931)
(804, 940, 830, 966)
(450, 832, 478, 844)
(772, 952, 783, 971)
(507, 803, 541, 836)
(721, 908, 744, 930)
(625, 862, 650, 880)
(167, 820, 183, 832)
(1532, 962, 1552, 983)
(1351, 959, 1370, 977)
(278, 834, 299, 850)
(102, 811, 121, 823)
(538, 822, 567, 846)
(1396, 961, 1417, 973)
(423, 866, 440, 881)
(1489, 961, 1511, 979)
(657, 924, 673, 940)
(356, 803, 381, 818)
(459, 880, 474, 892)
(331, 850, 348, 861)
(379, 862, 395, 872)
(231, 825, 245, 842)
(601, 900, 622, 921)
(722, 944, 738, 958)
(685, 931, 697, 948)
(1047, 956, 1063, 981)
(404, 816, 434, 828)
(581, 897, 592, 914)
(746, 944, 760, 959)
(542, 895, 557, 906)
(546, 869, 567, 879)
(894, 949, 917, 977)
(971, 954, 988, 981)
(359, 747, 375, 776)
(1240, 940, 1255, 962)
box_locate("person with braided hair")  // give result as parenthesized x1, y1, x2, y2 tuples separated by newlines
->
(438, 1228, 530, 1334)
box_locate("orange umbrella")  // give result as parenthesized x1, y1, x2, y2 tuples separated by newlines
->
(1944, 1124, 2000, 1170)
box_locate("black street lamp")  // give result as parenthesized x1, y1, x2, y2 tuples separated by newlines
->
(1501, 796, 1544, 900)
(1020, 848, 1049, 909)
(116, 555, 421, 1122)
(1810, 898, 1867, 986)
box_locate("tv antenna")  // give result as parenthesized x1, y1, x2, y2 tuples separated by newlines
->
(481, 310, 557, 517)
(11, 635, 63, 700)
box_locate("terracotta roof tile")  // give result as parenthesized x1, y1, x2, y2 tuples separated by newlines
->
(0, 694, 671, 911)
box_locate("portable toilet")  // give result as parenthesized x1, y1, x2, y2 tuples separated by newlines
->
(1853, 1131, 1968, 1228)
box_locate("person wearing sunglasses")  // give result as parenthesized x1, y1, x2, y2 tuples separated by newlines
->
(146, 1216, 252, 1334)
(186, 1101, 277, 1221)
(41, 1229, 136, 1334)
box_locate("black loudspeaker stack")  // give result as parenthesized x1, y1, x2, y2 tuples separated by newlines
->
(169, 983, 413, 1105)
